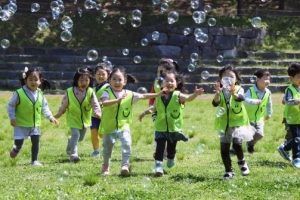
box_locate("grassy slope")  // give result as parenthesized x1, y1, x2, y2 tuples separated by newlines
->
(0, 93, 300, 199)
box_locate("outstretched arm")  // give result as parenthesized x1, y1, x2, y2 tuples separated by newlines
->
(139, 105, 156, 122)
(179, 86, 204, 102)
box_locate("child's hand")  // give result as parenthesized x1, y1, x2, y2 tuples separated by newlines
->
(118, 93, 127, 103)
(50, 117, 59, 125)
(54, 113, 60, 119)
(139, 112, 145, 122)
(257, 100, 262, 105)
(214, 82, 222, 94)
(194, 86, 204, 95)
(10, 119, 16, 127)
(228, 84, 235, 95)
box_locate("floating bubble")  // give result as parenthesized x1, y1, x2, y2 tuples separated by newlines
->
(31, 3, 40, 12)
(155, 77, 164, 88)
(78, 8, 83, 17)
(122, 48, 129, 56)
(196, 33, 208, 43)
(132, 9, 142, 20)
(168, 11, 179, 24)
(62, 16, 73, 29)
(190, 0, 199, 9)
(192, 11, 206, 24)
(204, 4, 211, 13)
(96, 3, 102, 10)
(141, 38, 148, 46)
(104, 60, 113, 71)
(208, 18, 216, 26)
(134, 55, 142, 64)
(60, 30, 72, 42)
(221, 77, 234, 90)
(87, 49, 98, 61)
(7, 2, 17, 14)
(187, 63, 196, 72)
(37, 17, 49, 32)
(141, 177, 152, 188)
(50, 1, 60, 10)
(194, 28, 203, 37)
(252, 17, 262, 28)
(152, 31, 160, 41)
(190, 53, 199, 62)
(261, 0, 267, 2)
(1, 39, 10, 49)
(0, 10, 11, 21)
(131, 19, 142, 28)
(160, 3, 169, 13)
(152, 0, 161, 5)
(102, 56, 108, 61)
(183, 27, 191, 35)
(52, 8, 60, 20)
(196, 143, 205, 154)
(295, 137, 300, 143)
(216, 55, 224, 63)
(119, 17, 126, 25)
(201, 70, 209, 80)
(276, 31, 280, 35)
(84, 0, 96, 9)
(216, 107, 225, 117)
(137, 87, 147, 94)
(102, 12, 108, 18)
(250, 76, 257, 83)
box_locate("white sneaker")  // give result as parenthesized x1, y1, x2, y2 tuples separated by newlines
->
(120, 165, 130, 176)
(154, 160, 164, 177)
(238, 159, 250, 176)
(31, 160, 43, 166)
(69, 154, 80, 163)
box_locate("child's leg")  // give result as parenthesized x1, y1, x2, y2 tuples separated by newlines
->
(91, 128, 99, 151)
(30, 135, 40, 162)
(220, 142, 232, 172)
(70, 128, 80, 155)
(119, 130, 132, 167)
(155, 138, 167, 161)
(14, 139, 24, 152)
(166, 140, 177, 159)
(232, 138, 244, 161)
(78, 128, 87, 142)
(247, 123, 264, 151)
(289, 125, 300, 160)
(102, 133, 116, 166)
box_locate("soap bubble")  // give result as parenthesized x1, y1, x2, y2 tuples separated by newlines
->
(168, 11, 179, 24)
(134, 55, 142, 64)
(204, 4, 211, 13)
(60, 30, 72, 42)
(201, 71, 209, 80)
(155, 77, 164, 88)
(119, 17, 126, 25)
(216, 55, 224, 63)
(87, 49, 98, 61)
(190, 53, 199, 62)
(221, 77, 234, 90)
(131, 19, 142, 28)
(194, 28, 203, 37)
(250, 76, 257, 83)
(208, 18, 216, 26)
(84, 0, 96, 9)
(196, 143, 205, 154)
(152, 0, 161, 5)
(252, 17, 262, 28)
(37, 17, 49, 32)
(183, 27, 191, 35)
(295, 137, 300, 143)
(61, 16, 73, 29)
(1, 39, 10, 49)
(31, 3, 40, 12)
(192, 11, 206, 24)
(190, 0, 200, 9)
(78, 8, 83, 17)
(196, 33, 208, 43)
(187, 63, 196, 72)
(152, 31, 160, 41)
(137, 87, 147, 94)
(96, 3, 102, 10)
(141, 38, 148, 46)
(122, 48, 129, 56)
(160, 3, 169, 13)
(216, 107, 225, 117)
(276, 31, 281, 35)
(132, 9, 142, 20)
(141, 177, 152, 188)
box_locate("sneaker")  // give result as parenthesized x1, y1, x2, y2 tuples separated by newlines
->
(154, 160, 164, 177)
(246, 142, 254, 154)
(120, 165, 130, 176)
(292, 158, 300, 168)
(66, 137, 71, 155)
(229, 148, 236, 156)
(69, 154, 80, 163)
(31, 160, 43, 166)
(91, 150, 100, 157)
(101, 164, 110, 175)
(277, 144, 292, 162)
(237, 160, 250, 176)
(10, 147, 19, 158)
(222, 170, 235, 180)
(167, 158, 175, 168)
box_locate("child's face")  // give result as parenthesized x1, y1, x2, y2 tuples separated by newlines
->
(95, 68, 108, 84)
(163, 73, 177, 92)
(109, 71, 126, 92)
(77, 74, 90, 91)
(222, 70, 236, 85)
(25, 72, 41, 92)
(290, 73, 300, 87)
(257, 74, 270, 89)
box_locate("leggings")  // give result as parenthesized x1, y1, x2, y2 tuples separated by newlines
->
(14, 135, 40, 162)
(221, 138, 244, 172)
(155, 138, 177, 161)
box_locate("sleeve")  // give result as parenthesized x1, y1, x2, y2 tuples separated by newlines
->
(100, 91, 109, 101)
(244, 88, 260, 105)
(41, 96, 54, 120)
(235, 87, 245, 102)
(7, 92, 19, 120)
(55, 92, 69, 117)
(91, 91, 101, 116)
(284, 88, 299, 105)
(132, 92, 144, 104)
(266, 93, 273, 117)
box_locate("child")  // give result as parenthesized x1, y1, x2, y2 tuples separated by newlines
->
(99, 67, 165, 176)
(244, 69, 272, 154)
(7, 67, 59, 166)
(90, 63, 110, 157)
(54, 67, 101, 163)
(277, 63, 300, 168)
(212, 64, 252, 180)
(139, 69, 204, 177)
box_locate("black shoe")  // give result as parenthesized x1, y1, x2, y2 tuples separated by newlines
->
(246, 142, 254, 154)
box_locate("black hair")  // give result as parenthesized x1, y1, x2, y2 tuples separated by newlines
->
(72, 66, 94, 87)
(218, 64, 242, 85)
(95, 62, 111, 76)
(254, 69, 270, 79)
(108, 67, 138, 84)
(161, 69, 188, 93)
(20, 67, 52, 91)
(158, 57, 180, 76)
(287, 63, 300, 77)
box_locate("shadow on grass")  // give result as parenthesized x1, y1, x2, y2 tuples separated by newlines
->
(253, 160, 291, 168)
(169, 173, 220, 183)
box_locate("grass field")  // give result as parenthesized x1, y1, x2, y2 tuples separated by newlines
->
(0, 92, 299, 199)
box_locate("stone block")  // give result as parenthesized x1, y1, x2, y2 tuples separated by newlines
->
(168, 34, 188, 46)
(24, 47, 46, 55)
(152, 45, 181, 58)
(146, 32, 168, 45)
(212, 36, 236, 50)
(182, 45, 200, 59)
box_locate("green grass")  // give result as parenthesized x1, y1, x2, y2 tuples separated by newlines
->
(0, 92, 300, 199)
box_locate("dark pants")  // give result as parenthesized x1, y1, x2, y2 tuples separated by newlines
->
(221, 138, 244, 172)
(14, 135, 40, 162)
(285, 125, 300, 159)
(155, 138, 177, 161)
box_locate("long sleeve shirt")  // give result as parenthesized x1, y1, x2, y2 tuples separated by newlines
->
(7, 85, 54, 120)
(244, 85, 273, 117)
(55, 87, 101, 118)
(284, 85, 300, 105)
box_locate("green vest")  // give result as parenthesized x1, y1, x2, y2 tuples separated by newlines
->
(245, 86, 271, 123)
(154, 91, 183, 132)
(214, 86, 249, 132)
(15, 88, 43, 127)
(99, 88, 133, 134)
(285, 85, 300, 124)
(66, 87, 93, 129)
(93, 83, 109, 117)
